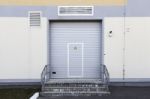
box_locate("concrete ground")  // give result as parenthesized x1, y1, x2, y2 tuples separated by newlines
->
(0, 86, 150, 99)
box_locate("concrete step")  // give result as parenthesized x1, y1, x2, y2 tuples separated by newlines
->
(46, 79, 103, 84)
(43, 83, 107, 88)
(40, 91, 110, 97)
(43, 86, 107, 89)
(42, 87, 108, 92)
(40, 80, 110, 97)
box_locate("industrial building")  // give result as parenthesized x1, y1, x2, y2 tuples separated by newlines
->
(0, 0, 150, 98)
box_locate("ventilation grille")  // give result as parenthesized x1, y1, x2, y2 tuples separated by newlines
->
(29, 11, 41, 27)
(58, 6, 94, 16)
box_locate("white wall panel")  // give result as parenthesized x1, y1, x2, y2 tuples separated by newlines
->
(125, 17, 150, 78)
(29, 18, 48, 79)
(104, 17, 124, 79)
(0, 17, 47, 79)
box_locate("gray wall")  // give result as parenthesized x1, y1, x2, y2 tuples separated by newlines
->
(0, 0, 149, 18)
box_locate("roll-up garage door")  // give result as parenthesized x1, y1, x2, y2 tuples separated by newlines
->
(49, 21, 102, 79)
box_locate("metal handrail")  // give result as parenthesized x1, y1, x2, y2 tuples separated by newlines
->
(41, 65, 50, 86)
(102, 65, 110, 84)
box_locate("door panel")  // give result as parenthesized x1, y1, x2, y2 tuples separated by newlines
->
(68, 43, 83, 77)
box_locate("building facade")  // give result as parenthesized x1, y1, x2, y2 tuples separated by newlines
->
(0, 0, 150, 86)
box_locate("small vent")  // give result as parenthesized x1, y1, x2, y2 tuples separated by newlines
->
(29, 11, 41, 27)
(58, 6, 94, 16)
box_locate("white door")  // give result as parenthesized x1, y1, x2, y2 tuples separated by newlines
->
(68, 43, 83, 77)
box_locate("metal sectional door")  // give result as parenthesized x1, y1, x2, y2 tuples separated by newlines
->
(50, 21, 102, 79)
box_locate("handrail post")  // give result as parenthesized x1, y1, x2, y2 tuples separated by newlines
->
(41, 65, 50, 87)
(102, 64, 110, 85)
(101, 64, 104, 83)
